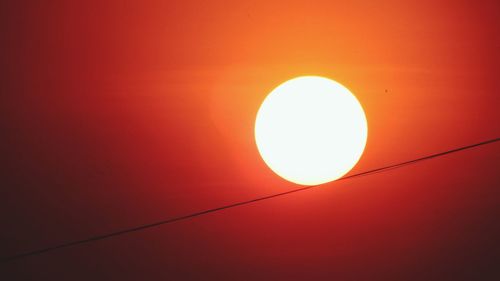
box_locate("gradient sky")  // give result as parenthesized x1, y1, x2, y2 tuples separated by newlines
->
(1, 0, 499, 280)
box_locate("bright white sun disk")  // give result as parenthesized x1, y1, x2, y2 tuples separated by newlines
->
(255, 76, 368, 185)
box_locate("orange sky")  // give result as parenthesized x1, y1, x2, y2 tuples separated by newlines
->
(1, 0, 499, 279)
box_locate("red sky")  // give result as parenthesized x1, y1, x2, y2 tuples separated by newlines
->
(1, 0, 499, 280)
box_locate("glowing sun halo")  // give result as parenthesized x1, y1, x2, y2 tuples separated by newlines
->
(255, 76, 368, 186)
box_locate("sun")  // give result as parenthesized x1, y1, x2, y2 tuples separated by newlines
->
(255, 76, 368, 186)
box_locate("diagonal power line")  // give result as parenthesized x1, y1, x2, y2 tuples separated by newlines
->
(1, 137, 499, 264)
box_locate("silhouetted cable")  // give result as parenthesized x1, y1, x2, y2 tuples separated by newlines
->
(339, 137, 500, 180)
(1, 137, 498, 264)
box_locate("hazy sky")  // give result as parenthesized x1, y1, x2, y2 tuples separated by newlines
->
(1, 1, 499, 280)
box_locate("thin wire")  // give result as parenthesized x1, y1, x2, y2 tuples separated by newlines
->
(1, 137, 498, 264)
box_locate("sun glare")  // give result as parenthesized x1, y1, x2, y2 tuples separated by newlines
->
(255, 76, 368, 186)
